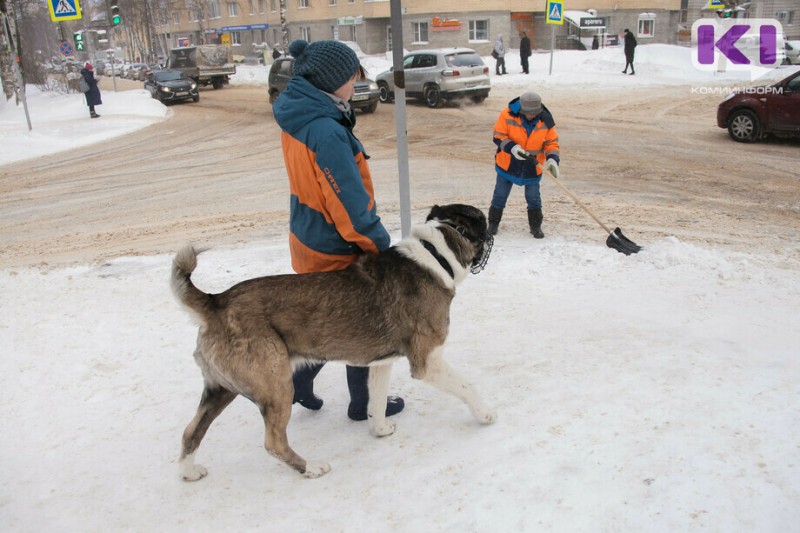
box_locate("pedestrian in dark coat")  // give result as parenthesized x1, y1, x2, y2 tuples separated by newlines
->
(622, 29, 637, 75)
(81, 63, 102, 118)
(519, 31, 532, 74)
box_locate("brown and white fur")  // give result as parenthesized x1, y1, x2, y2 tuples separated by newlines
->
(171, 204, 495, 479)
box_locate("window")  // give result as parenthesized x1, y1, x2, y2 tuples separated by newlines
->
(228, 2, 239, 16)
(299, 0, 309, 8)
(248, 0, 254, 14)
(348, 0, 355, 3)
(209, 0, 220, 19)
(329, 0, 337, 5)
(412, 22, 428, 43)
(469, 20, 489, 42)
(231, 31, 241, 45)
(301, 27, 311, 41)
(638, 14, 655, 38)
(172, 12, 181, 24)
(349, 25, 357, 41)
(259, 0, 266, 13)
(270, 0, 276, 12)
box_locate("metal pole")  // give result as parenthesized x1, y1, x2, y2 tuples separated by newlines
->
(390, 0, 411, 237)
(549, 25, 555, 75)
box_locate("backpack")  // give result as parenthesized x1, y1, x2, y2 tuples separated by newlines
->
(79, 77, 90, 93)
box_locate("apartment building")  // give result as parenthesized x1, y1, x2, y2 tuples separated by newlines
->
(155, 0, 799, 60)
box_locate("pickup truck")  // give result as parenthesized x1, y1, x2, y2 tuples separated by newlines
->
(167, 45, 236, 89)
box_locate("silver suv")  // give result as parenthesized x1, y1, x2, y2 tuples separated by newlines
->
(375, 48, 491, 108)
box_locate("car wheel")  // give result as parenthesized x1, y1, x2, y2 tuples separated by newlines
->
(362, 101, 378, 114)
(727, 109, 761, 143)
(192, 95, 200, 103)
(424, 85, 443, 108)
(378, 82, 394, 103)
(471, 95, 487, 104)
(212, 78, 223, 90)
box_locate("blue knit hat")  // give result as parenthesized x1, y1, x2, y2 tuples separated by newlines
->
(289, 39, 360, 93)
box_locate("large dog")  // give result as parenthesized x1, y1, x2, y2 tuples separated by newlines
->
(171, 204, 496, 479)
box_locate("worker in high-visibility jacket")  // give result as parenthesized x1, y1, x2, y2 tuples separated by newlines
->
(488, 92, 560, 238)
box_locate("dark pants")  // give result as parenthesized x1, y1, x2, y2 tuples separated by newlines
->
(495, 57, 506, 74)
(624, 52, 635, 73)
(490, 175, 542, 210)
(521, 56, 529, 74)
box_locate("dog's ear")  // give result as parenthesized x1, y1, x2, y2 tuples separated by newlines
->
(426, 204, 445, 222)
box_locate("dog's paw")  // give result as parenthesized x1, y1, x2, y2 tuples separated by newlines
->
(370, 421, 396, 437)
(180, 464, 208, 482)
(303, 461, 331, 479)
(473, 407, 497, 425)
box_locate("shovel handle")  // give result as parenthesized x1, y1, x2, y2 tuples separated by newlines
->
(538, 165, 613, 235)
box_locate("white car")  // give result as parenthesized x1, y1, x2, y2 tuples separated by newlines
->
(785, 40, 800, 65)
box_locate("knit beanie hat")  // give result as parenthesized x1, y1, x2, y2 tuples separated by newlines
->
(84, 62, 94, 71)
(289, 39, 360, 93)
(519, 91, 542, 115)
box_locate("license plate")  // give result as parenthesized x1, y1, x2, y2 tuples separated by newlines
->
(351, 94, 369, 101)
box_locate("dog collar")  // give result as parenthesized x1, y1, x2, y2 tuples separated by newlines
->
(420, 240, 454, 279)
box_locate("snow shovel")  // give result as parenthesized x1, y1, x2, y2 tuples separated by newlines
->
(538, 164, 642, 255)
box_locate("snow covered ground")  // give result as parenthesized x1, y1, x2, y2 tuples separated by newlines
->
(1, 45, 798, 532)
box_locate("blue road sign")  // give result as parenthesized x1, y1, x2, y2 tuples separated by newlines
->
(49, 0, 82, 22)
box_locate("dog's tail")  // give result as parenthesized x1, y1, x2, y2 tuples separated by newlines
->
(171, 245, 213, 325)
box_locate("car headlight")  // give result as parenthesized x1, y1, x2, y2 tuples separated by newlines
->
(190, 83, 197, 90)
(368, 82, 378, 91)
(722, 92, 736, 102)
(159, 86, 172, 93)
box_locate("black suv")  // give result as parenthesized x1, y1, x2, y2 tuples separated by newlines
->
(268, 57, 380, 113)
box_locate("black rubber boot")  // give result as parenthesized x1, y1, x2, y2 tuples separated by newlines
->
(292, 363, 325, 410)
(487, 206, 503, 236)
(346, 365, 405, 421)
(528, 208, 544, 239)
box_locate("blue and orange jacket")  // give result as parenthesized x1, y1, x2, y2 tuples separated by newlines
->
(273, 76, 390, 273)
(493, 96, 560, 186)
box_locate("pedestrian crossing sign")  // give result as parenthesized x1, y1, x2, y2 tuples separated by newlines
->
(707, 0, 724, 8)
(48, 0, 82, 22)
(546, 0, 564, 25)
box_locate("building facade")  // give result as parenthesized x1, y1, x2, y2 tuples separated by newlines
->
(154, 0, 799, 61)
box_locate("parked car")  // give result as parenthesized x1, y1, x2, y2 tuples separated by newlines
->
(375, 48, 491, 108)
(267, 56, 380, 113)
(784, 40, 800, 65)
(144, 69, 199, 104)
(716, 69, 800, 142)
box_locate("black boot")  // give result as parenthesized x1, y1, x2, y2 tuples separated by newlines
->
(528, 208, 544, 239)
(292, 363, 325, 410)
(346, 366, 405, 421)
(487, 206, 503, 236)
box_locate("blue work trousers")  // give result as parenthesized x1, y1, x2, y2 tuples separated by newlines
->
(490, 175, 542, 210)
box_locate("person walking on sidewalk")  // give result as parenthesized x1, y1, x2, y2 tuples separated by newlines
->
(493, 35, 507, 75)
(487, 92, 560, 239)
(622, 29, 638, 75)
(80, 62, 102, 118)
(272, 39, 405, 422)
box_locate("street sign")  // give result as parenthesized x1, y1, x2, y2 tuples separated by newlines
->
(48, 0, 82, 22)
(59, 41, 74, 56)
(708, 0, 725, 8)
(546, 0, 564, 25)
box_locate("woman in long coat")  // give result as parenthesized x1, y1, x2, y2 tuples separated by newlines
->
(80, 63, 102, 118)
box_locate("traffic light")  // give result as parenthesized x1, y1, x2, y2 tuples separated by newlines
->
(110, 4, 121, 25)
(73, 31, 85, 51)
(717, 8, 733, 18)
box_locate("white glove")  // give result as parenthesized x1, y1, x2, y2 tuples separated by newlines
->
(545, 158, 560, 178)
(511, 145, 529, 160)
